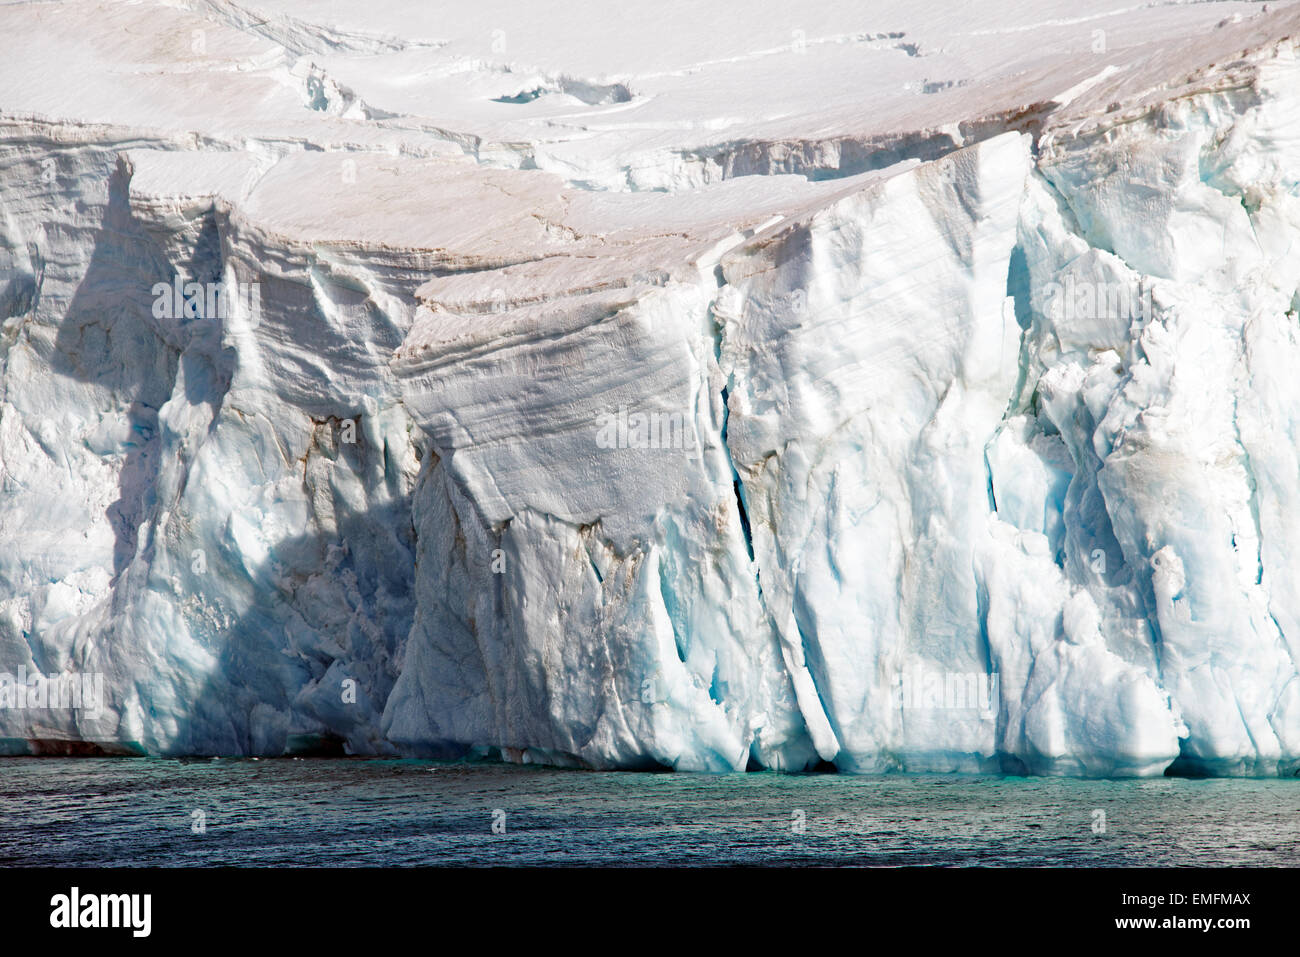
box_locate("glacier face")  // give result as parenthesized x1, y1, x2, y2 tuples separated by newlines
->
(2, 1, 1300, 774)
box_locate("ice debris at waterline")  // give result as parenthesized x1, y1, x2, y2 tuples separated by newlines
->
(3, 1, 1300, 776)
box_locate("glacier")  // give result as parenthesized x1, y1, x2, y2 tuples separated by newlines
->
(2, 0, 1300, 775)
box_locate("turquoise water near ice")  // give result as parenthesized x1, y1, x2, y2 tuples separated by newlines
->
(1, 758, 1297, 866)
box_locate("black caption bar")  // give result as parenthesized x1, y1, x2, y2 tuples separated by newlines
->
(0, 866, 1286, 944)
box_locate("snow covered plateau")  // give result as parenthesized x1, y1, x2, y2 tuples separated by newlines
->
(3, 1, 1300, 776)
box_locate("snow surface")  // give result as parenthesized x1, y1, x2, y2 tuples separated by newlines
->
(2, 0, 1300, 773)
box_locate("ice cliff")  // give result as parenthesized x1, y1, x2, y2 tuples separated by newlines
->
(3, 0, 1300, 775)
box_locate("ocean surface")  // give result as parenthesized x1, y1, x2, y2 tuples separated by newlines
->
(1, 758, 1297, 866)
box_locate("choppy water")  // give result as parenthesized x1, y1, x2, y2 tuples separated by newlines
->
(0, 758, 1297, 866)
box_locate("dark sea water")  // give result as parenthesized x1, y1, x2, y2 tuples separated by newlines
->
(0, 758, 1297, 866)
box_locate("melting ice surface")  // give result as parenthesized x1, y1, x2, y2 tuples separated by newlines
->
(3, 1, 1300, 776)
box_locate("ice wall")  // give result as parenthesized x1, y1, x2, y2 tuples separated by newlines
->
(2, 1, 1300, 774)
